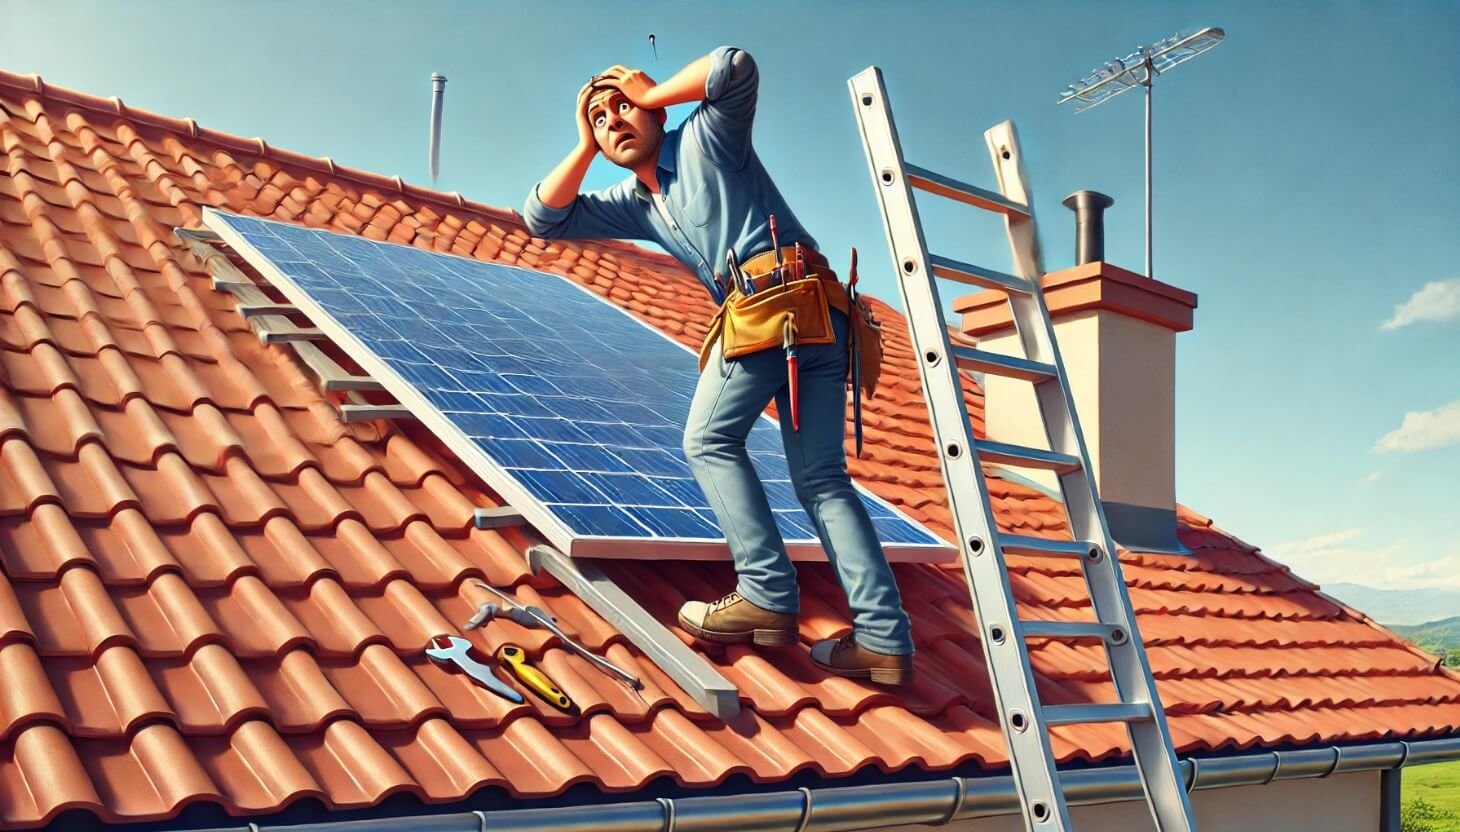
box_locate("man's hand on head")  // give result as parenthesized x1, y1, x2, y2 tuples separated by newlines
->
(594, 65, 661, 110)
(575, 79, 599, 155)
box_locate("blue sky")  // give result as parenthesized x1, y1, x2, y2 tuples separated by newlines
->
(6, 1, 1457, 591)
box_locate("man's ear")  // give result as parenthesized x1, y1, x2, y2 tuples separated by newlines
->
(655, 108, 667, 126)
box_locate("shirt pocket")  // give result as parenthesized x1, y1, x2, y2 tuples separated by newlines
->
(678, 179, 715, 227)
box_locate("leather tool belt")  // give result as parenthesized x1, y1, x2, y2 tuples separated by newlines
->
(698, 245, 883, 401)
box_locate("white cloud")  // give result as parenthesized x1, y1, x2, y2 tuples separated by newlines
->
(1270, 528, 1364, 556)
(1266, 529, 1460, 591)
(1380, 278, 1460, 331)
(1373, 399, 1460, 453)
(1360, 470, 1384, 485)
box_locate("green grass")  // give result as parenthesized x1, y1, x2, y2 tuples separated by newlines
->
(1405, 759, 1460, 832)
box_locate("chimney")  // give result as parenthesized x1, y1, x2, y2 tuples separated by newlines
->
(952, 191, 1197, 552)
(429, 73, 447, 186)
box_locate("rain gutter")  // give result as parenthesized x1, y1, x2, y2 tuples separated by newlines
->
(184, 736, 1460, 831)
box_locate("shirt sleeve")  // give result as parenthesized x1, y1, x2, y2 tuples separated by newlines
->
(522, 178, 647, 241)
(685, 46, 758, 170)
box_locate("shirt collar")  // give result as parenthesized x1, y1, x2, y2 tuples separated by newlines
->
(633, 128, 681, 201)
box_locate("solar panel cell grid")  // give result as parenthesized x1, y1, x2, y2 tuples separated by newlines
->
(204, 209, 949, 560)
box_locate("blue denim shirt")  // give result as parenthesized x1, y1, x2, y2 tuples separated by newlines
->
(523, 46, 817, 305)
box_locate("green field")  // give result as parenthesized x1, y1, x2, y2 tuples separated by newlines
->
(1405, 759, 1460, 832)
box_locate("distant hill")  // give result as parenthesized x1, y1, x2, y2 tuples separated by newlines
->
(1322, 583, 1460, 626)
(1391, 617, 1460, 667)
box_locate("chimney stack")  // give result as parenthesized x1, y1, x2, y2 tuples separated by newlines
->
(1062, 190, 1114, 265)
(429, 73, 447, 186)
(952, 192, 1198, 553)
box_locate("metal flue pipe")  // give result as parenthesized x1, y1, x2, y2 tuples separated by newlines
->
(429, 73, 447, 185)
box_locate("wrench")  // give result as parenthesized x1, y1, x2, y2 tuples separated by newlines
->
(424, 635, 524, 703)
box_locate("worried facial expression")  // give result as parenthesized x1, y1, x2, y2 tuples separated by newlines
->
(587, 88, 664, 168)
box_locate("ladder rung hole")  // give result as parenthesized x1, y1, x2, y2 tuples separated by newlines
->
(945, 443, 962, 458)
(1111, 628, 1128, 645)
(880, 169, 895, 186)
(1032, 801, 1049, 822)
(968, 537, 984, 556)
(1000, 148, 1011, 160)
(924, 349, 941, 366)
(1009, 710, 1028, 732)
(1087, 546, 1103, 563)
(989, 625, 1005, 644)
(861, 93, 874, 106)
(902, 258, 917, 274)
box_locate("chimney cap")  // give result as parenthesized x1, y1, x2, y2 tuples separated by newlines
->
(1062, 190, 1114, 210)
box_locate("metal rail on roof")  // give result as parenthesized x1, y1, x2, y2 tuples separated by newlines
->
(175, 228, 390, 398)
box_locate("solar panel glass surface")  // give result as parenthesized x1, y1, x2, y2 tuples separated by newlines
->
(204, 209, 949, 560)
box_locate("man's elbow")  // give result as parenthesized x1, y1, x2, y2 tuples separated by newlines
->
(728, 47, 756, 82)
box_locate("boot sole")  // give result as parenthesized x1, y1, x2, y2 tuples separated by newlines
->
(678, 613, 798, 647)
(811, 657, 914, 686)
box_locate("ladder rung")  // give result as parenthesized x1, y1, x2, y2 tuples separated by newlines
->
(1044, 702, 1152, 727)
(999, 535, 1091, 558)
(1020, 621, 1122, 642)
(904, 163, 1031, 217)
(950, 345, 1056, 382)
(975, 439, 1081, 473)
(928, 254, 1032, 294)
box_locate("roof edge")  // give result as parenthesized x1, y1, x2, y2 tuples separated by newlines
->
(0, 68, 688, 273)
(175, 736, 1460, 831)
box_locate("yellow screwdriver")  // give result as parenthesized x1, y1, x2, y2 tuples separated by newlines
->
(494, 644, 574, 712)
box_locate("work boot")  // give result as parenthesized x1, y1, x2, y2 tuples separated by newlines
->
(810, 633, 914, 686)
(677, 591, 798, 647)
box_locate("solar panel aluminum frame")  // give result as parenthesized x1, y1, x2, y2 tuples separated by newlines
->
(201, 207, 956, 564)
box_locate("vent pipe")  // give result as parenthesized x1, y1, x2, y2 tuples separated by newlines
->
(1062, 190, 1114, 265)
(429, 73, 447, 186)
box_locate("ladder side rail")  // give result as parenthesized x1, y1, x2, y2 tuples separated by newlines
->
(849, 66, 1073, 831)
(985, 123, 1198, 831)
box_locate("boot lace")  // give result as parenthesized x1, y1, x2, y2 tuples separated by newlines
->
(710, 592, 744, 613)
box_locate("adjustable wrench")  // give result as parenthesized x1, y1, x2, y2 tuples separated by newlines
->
(424, 635, 524, 703)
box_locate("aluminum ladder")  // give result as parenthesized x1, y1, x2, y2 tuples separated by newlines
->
(847, 66, 1197, 831)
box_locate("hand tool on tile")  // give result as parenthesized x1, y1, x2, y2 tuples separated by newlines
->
(849, 67, 1197, 830)
(848, 245, 863, 457)
(783, 316, 799, 432)
(424, 634, 525, 703)
(495, 644, 574, 712)
(469, 580, 643, 690)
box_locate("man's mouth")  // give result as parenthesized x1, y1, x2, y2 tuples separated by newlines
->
(615, 133, 635, 150)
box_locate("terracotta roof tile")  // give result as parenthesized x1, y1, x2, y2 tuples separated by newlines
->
(0, 69, 1457, 829)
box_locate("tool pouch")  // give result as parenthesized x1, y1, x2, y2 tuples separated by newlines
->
(698, 277, 836, 370)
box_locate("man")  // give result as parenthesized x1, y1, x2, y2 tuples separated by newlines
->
(522, 46, 913, 685)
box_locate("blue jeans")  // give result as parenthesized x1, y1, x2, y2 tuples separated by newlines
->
(682, 307, 914, 656)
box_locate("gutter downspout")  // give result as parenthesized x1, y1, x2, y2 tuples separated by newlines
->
(185, 737, 1460, 831)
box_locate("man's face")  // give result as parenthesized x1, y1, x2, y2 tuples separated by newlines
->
(587, 87, 664, 168)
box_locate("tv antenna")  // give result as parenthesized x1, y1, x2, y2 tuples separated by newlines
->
(1058, 27, 1225, 279)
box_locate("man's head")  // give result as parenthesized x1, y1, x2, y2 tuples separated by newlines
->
(586, 82, 666, 169)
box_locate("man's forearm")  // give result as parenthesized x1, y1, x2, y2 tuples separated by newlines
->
(641, 53, 715, 110)
(536, 142, 597, 209)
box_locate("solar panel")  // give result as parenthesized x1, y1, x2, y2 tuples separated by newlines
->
(202, 208, 953, 562)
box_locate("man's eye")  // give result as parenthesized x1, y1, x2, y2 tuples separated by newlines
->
(594, 115, 606, 127)
(618, 101, 630, 113)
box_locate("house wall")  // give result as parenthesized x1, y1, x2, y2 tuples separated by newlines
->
(883, 771, 1382, 832)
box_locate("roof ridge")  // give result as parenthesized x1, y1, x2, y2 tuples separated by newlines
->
(0, 68, 688, 272)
